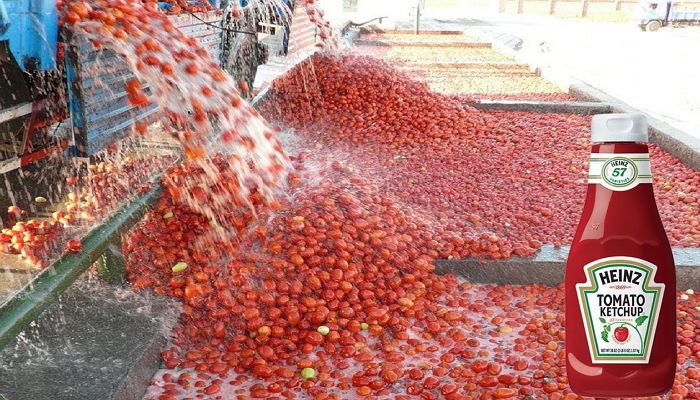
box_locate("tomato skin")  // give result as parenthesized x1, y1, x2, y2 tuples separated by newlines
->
(66, 240, 82, 252)
(237, 80, 249, 94)
(67, 1, 89, 18)
(492, 388, 518, 399)
(64, 11, 81, 24)
(203, 383, 220, 394)
(184, 63, 198, 75)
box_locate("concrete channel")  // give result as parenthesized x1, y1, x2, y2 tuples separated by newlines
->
(461, 25, 700, 172)
(349, 27, 700, 289)
(447, 91, 700, 289)
(463, 100, 614, 115)
(435, 246, 700, 291)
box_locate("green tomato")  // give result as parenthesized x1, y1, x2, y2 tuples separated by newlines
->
(317, 325, 330, 336)
(300, 367, 316, 379)
(172, 262, 188, 273)
(163, 212, 174, 219)
(360, 322, 369, 330)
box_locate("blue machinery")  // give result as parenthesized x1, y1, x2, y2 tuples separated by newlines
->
(0, 0, 58, 71)
(0, 0, 264, 165)
(0, 0, 65, 174)
(0, 0, 277, 349)
(64, 10, 225, 155)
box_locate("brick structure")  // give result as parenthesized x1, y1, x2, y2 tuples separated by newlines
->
(287, 4, 318, 54)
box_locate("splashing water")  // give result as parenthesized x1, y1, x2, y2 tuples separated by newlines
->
(57, 0, 336, 240)
(2, 0, 340, 275)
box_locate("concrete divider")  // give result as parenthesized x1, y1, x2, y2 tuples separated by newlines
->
(464, 100, 613, 115)
(436, 246, 700, 290)
(570, 82, 700, 172)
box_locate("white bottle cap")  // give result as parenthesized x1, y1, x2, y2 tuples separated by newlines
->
(591, 113, 648, 143)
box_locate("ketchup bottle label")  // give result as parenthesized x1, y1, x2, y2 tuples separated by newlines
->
(588, 153, 652, 191)
(576, 256, 665, 364)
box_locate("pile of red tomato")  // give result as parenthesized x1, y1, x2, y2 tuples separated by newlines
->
(262, 54, 698, 251)
(128, 53, 697, 395)
(405, 67, 563, 97)
(129, 156, 699, 399)
(1, 210, 65, 268)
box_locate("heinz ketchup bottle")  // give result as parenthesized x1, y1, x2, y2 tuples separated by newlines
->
(565, 113, 676, 397)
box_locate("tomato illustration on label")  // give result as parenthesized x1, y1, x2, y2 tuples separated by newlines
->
(614, 326, 629, 342)
(599, 315, 649, 344)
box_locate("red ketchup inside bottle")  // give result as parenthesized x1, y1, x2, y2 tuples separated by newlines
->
(565, 113, 676, 397)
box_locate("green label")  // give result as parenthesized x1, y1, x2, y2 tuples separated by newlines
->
(576, 257, 664, 364)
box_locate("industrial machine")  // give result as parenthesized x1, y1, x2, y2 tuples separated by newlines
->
(0, 0, 292, 173)
(0, 0, 311, 228)
(635, 0, 700, 31)
(0, 0, 67, 174)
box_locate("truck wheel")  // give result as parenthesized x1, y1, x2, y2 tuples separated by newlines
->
(645, 20, 662, 32)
